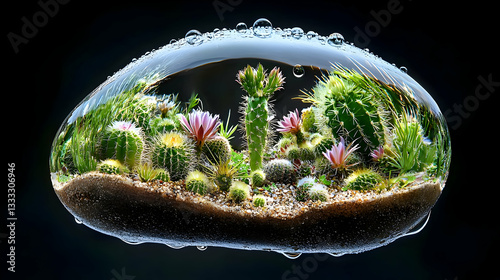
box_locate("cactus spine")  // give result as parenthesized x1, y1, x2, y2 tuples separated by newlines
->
(99, 121, 144, 169)
(237, 64, 284, 171)
(263, 159, 297, 185)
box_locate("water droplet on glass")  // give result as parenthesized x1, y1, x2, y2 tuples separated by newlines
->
(197, 246, 208, 251)
(74, 217, 83, 224)
(291, 27, 304, 39)
(282, 252, 302, 259)
(293, 64, 305, 78)
(327, 33, 344, 46)
(236, 22, 248, 33)
(400, 66, 408, 73)
(185, 29, 203, 45)
(121, 239, 142, 245)
(306, 31, 318, 39)
(165, 243, 185, 249)
(328, 252, 345, 257)
(252, 18, 273, 38)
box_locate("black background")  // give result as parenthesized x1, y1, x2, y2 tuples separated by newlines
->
(3, 0, 498, 279)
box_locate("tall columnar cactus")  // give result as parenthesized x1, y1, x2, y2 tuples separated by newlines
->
(304, 70, 389, 156)
(152, 132, 194, 181)
(237, 64, 285, 171)
(99, 121, 145, 169)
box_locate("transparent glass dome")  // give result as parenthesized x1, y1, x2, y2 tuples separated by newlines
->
(50, 18, 451, 256)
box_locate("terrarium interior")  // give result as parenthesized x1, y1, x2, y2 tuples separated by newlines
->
(50, 19, 451, 255)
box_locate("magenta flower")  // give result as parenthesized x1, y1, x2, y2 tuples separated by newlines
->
(111, 121, 141, 134)
(322, 137, 359, 169)
(179, 110, 221, 147)
(370, 146, 385, 161)
(277, 109, 302, 134)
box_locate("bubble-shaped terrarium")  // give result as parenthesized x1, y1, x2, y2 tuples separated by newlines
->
(50, 18, 451, 256)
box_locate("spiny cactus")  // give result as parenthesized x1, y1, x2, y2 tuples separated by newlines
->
(229, 181, 250, 203)
(250, 169, 266, 188)
(296, 177, 315, 201)
(308, 184, 329, 202)
(186, 170, 211, 195)
(152, 132, 194, 181)
(263, 159, 297, 185)
(97, 159, 129, 175)
(204, 161, 240, 192)
(98, 121, 145, 169)
(344, 169, 384, 191)
(135, 162, 170, 182)
(303, 69, 390, 156)
(202, 135, 232, 165)
(237, 64, 285, 171)
(252, 195, 267, 207)
(301, 107, 318, 133)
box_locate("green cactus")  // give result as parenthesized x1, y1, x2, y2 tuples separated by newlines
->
(344, 169, 384, 191)
(308, 184, 329, 202)
(229, 181, 250, 203)
(237, 64, 285, 171)
(296, 177, 315, 201)
(263, 159, 297, 185)
(250, 169, 266, 188)
(152, 132, 194, 181)
(135, 162, 170, 182)
(186, 170, 211, 195)
(302, 69, 390, 157)
(97, 159, 129, 175)
(202, 135, 232, 164)
(301, 107, 318, 133)
(98, 121, 145, 169)
(252, 195, 266, 207)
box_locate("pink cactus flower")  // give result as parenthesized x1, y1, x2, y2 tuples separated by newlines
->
(322, 137, 359, 169)
(277, 109, 302, 134)
(111, 121, 140, 134)
(370, 146, 385, 161)
(179, 110, 221, 147)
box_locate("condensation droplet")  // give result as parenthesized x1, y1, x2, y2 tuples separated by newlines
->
(252, 18, 273, 38)
(236, 22, 248, 33)
(291, 27, 304, 39)
(327, 33, 344, 46)
(121, 239, 142, 245)
(306, 31, 318, 39)
(185, 29, 203, 45)
(282, 252, 302, 259)
(293, 64, 305, 78)
(197, 246, 208, 251)
(74, 218, 83, 224)
(328, 252, 345, 257)
(165, 244, 185, 249)
(400, 66, 408, 73)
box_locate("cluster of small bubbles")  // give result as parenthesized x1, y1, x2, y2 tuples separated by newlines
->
(291, 27, 304, 39)
(252, 18, 273, 38)
(185, 29, 203, 46)
(293, 64, 305, 78)
(327, 33, 344, 46)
